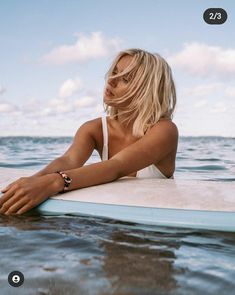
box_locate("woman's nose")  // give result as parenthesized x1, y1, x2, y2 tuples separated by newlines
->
(108, 77, 117, 87)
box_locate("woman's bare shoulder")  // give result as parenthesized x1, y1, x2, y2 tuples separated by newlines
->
(81, 117, 102, 129)
(148, 119, 178, 137)
(158, 119, 178, 132)
(81, 117, 103, 139)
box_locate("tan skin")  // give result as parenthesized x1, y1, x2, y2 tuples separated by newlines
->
(94, 116, 177, 178)
(0, 55, 178, 215)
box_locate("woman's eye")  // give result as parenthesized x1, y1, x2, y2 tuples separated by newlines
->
(122, 77, 129, 83)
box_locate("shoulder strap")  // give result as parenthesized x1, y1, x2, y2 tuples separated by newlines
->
(101, 115, 108, 160)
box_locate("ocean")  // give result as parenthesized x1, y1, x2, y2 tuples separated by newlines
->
(0, 136, 235, 295)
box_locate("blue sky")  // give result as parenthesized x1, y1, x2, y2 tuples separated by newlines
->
(0, 0, 235, 136)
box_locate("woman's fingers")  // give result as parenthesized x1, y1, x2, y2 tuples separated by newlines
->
(16, 202, 34, 215)
(0, 183, 27, 214)
(0, 175, 52, 215)
(0, 190, 24, 214)
(1, 177, 27, 193)
(5, 197, 28, 215)
(1, 183, 13, 193)
(1, 178, 21, 192)
(0, 187, 16, 211)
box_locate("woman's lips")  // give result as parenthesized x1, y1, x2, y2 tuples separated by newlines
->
(105, 88, 114, 96)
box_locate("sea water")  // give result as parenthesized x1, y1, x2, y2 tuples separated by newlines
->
(0, 136, 235, 295)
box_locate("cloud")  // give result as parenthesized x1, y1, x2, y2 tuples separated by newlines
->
(0, 85, 6, 95)
(168, 42, 235, 79)
(225, 86, 235, 97)
(74, 96, 96, 108)
(183, 83, 221, 97)
(59, 77, 83, 98)
(22, 98, 43, 113)
(42, 32, 122, 65)
(40, 95, 97, 117)
(40, 97, 75, 115)
(0, 102, 18, 113)
(193, 99, 208, 108)
(49, 98, 65, 107)
(40, 104, 73, 116)
(210, 102, 227, 113)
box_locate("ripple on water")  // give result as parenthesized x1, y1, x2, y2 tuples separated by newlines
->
(0, 215, 235, 295)
(179, 165, 227, 171)
(195, 158, 221, 162)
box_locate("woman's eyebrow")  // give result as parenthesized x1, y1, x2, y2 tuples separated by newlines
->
(114, 66, 126, 75)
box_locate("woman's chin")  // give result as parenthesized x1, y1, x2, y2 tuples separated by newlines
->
(103, 97, 108, 105)
(104, 97, 114, 106)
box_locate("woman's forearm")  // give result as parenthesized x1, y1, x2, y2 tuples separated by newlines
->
(32, 156, 78, 177)
(53, 159, 122, 193)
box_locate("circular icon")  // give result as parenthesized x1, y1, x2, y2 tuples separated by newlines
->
(203, 8, 227, 25)
(8, 271, 24, 287)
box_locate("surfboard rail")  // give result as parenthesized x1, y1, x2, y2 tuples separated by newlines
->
(1, 168, 235, 232)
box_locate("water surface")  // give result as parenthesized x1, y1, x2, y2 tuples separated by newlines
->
(0, 136, 235, 294)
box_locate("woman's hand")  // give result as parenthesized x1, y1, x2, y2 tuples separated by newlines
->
(0, 174, 62, 215)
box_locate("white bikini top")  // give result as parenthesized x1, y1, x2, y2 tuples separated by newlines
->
(101, 115, 173, 179)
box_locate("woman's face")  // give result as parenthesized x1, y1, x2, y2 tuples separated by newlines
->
(104, 55, 134, 107)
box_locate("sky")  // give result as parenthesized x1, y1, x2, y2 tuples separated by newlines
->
(0, 0, 235, 137)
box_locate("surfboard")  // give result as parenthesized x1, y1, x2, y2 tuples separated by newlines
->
(1, 168, 235, 232)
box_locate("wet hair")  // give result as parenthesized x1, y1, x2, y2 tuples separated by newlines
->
(103, 48, 177, 137)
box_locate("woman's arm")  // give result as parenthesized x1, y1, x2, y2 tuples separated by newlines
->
(52, 158, 122, 193)
(0, 119, 98, 215)
(53, 120, 178, 192)
(0, 159, 120, 215)
(0, 120, 177, 215)
(31, 156, 78, 177)
(32, 119, 97, 177)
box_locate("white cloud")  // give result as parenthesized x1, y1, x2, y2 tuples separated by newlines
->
(59, 77, 83, 98)
(22, 98, 43, 113)
(40, 107, 52, 116)
(42, 32, 122, 65)
(40, 104, 73, 116)
(54, 104, 73, 114)
(225, 86, 235, 97)
(49, 98, 65, 107)
(193, 99, 208, 108)
(41, 96, 95, 116)
(210, 102, 227, 113)
(51, 99, 74, 114)
(168, 42, 235, 79)
(31, 119, 40, 126)
(0, 103, 18, 113)
(0, 85, 6, 95)
(183, 83, 221, 97)
(74, 96, 96, 108)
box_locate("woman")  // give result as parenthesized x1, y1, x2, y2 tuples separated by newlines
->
(0, 48, 178, 215)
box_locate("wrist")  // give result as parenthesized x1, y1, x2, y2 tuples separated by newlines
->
(49, 173, 64, 194)
(55, 171, 73, 193)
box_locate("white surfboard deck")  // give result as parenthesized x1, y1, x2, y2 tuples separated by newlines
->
(1, 168, 235, 232)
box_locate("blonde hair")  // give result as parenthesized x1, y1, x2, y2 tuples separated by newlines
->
(104, 48, 177, 138)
